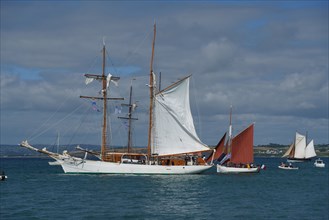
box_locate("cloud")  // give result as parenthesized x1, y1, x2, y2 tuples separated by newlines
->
(1, 1, 328, 146)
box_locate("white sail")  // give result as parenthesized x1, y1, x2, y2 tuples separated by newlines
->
(305, 140, 316, 159)
(153, 77, 209, 156)
(294, 132, 306, 159)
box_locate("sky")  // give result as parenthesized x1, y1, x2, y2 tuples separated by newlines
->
(1, 0, 328, 147)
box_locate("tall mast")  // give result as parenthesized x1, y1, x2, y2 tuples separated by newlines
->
(147, 23, 156, 159)
(101, 43, 107, 160)
(118, 79, 138, 153)
(81, 42, 123, 161)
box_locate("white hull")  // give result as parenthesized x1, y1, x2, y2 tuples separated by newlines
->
(21, 141, 211, 175)
(48, 161, 61, 166)
(314, 159, 325, 168)
(216, 165, 260, 174)
(278, 166, 299, 170)
(287, 158, 311, 163)
(314, 163, 325, 168)
(55, 157, 212, 174)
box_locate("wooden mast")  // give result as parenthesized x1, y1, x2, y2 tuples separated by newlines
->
(147, 23, 156, 159)
(80, 42, 123, 161)
(101, 43, 107, 160)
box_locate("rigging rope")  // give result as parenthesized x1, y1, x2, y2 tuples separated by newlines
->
(26, 95, 71, 141)
(28, 102, 85, 142)
(121, 30, 152, 67)
(67, 103, 91, 146)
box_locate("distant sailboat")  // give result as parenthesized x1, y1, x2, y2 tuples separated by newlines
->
(282, 132, 316, 163)
(20, 23, 213, 174)
(216, 107, 260, 174)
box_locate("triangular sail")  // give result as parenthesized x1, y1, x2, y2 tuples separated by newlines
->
(305, 140, 316, 159)
(294, 132, 306, 159)
(206, 132, 227, 163)
(282, 143, 294, 158)
(152, 76, 209, 156)
(230, 124, 254, 164)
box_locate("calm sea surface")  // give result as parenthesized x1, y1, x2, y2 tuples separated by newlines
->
(0, 157, 328, 220)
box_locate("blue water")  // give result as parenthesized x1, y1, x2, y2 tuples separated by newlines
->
(1, 157, 328, 220)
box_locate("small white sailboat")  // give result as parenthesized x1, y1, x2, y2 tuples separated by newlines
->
(216, 107, 260, 174)
(20, 24, 213, 175)
(314, 158, 325, 168)
(282, 132, 317, 163)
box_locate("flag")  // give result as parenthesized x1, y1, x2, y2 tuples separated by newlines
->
(107, 73, 119, 88)
(123, 121, 128, 129)
(85, 77, 94, 85)
(261, 164, 266, 170)
(114, 106, 122, 114)
(91, 101, 100, 112)
(132, 103, 137, 112)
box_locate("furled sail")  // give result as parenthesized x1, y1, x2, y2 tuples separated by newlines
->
(152, 76, 209, 156)
(230, 123, 254, 164)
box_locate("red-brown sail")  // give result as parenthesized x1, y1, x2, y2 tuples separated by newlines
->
(206, 132, 227, 163)
(230, 123, 254, 164)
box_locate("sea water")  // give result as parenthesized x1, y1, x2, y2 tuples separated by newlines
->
(0, 157, 328, 220)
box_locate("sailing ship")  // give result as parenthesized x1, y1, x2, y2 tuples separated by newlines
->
(216, 107, 260, 173)
(282, 132, 316, 163)
(20, 24, 213, 174)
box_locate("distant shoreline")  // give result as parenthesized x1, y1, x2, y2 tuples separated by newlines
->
(1, 144, 328, 159)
